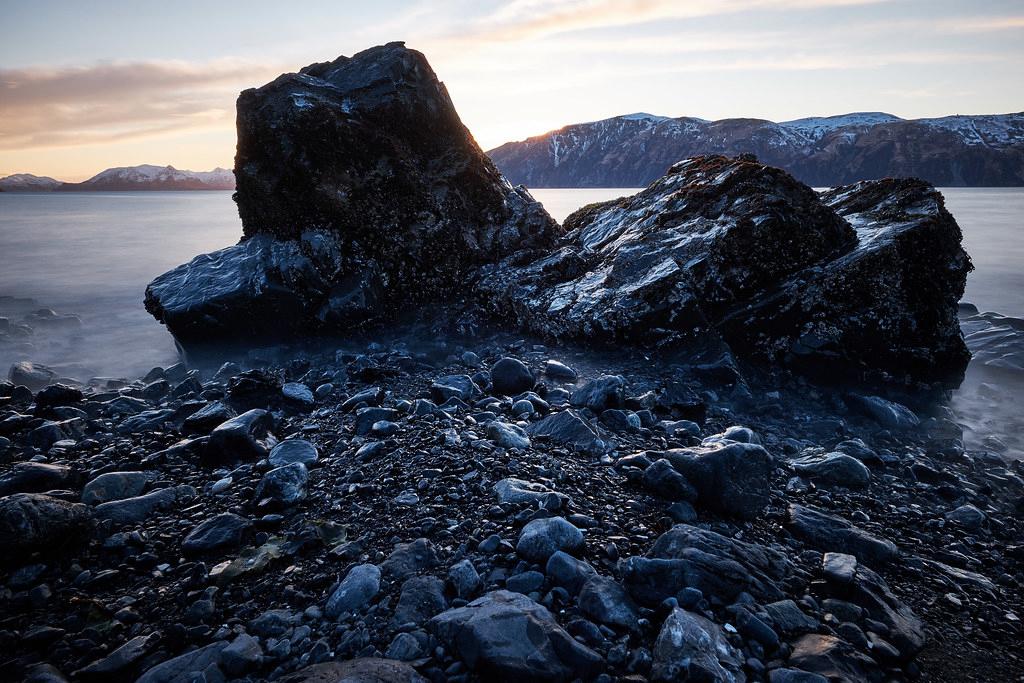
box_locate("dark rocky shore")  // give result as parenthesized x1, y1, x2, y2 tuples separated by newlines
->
(2, 42, 1023, 683)
(2, 334, 1023, 683)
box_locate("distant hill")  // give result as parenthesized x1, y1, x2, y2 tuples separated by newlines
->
(487, 112, 1024, 187)
(0, 165, 235, 191)
(0, 173, 63, 191)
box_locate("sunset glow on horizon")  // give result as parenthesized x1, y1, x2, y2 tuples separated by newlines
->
(2, 0, 1023, 181)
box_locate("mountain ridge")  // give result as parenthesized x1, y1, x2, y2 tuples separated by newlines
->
(488, 111, 1024, 187)
(0, 165, 235, 191)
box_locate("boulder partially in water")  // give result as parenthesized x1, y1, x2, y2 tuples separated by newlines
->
(725, 176, 973, 382)
(146, 43, 971, 386)
(146, 42, 557, 347)
(479, 155, 971, 383)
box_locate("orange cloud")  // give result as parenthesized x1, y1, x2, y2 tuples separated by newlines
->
(0, 59, 281, 151)
(465, 0, 892, 42)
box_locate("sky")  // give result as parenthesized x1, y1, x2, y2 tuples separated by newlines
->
(1, 0, 1022, 181)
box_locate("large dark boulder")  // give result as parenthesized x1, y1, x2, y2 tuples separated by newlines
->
(429, 590, 602, 681)
(478, 154, 971, 383)
(723, 177, 972, 382)
(146, 42, 557, 347)
(664, 434, 773, 519)
(622, 524, 794, 606)
(0, 493, 93, 556)
(478, 155, 852, 343)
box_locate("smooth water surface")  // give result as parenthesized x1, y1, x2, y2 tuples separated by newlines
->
(0, 191, 241, 377)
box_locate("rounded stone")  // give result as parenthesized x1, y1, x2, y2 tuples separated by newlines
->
(490, 358, 535, 396)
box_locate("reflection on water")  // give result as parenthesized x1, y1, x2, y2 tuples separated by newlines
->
(0, 188, 1022, 458)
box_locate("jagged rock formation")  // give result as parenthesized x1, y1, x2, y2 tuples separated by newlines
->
(724, 175, 973, 380)
(146, 45, 971, 385)
(145, 42, 556, 346)
(488, 111, 1024, 187)
(478, 155, 971, 383)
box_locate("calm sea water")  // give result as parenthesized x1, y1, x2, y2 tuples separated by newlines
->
(0, 187, 1021, 379)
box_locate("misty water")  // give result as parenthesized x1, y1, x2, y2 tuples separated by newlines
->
(1, 187, 1022, 456)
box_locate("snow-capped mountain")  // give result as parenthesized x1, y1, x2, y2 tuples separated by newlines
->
(1, 165, 235, 191)
(778, 112, 903, 142)
(0, 173, 63, 191)
(488, 112, 1024, 187)
(61, 165, 235, 191)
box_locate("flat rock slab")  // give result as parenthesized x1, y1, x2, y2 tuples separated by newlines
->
(94, 485, 195, 526)
(786, 504, 897, 566)
(624, 524, 793, 605)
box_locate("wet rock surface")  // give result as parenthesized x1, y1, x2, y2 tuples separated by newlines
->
(478, 155, 971, 384)
(145, 43, 557, 347)
(1, 330, 1021, 682)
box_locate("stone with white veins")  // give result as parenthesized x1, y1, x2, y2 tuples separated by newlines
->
(255, 463, 308, 507)
(651, 608, 745, 682)
(486, 421, 531, 450)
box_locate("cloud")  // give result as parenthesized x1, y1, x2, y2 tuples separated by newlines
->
(938, 15, 1024, 33)
(0, 59, 281, 151)
(462, 0, 892, 42)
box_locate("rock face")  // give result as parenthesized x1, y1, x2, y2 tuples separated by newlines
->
(725, 177, 972, 381)
(146, 42, 557, 347)
(479, 155, 971, 383)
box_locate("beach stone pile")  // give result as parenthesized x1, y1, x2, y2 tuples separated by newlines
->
(1, 338, 1022, 681)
